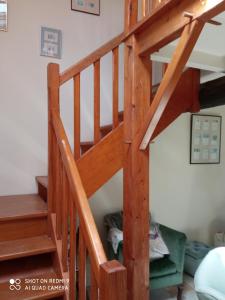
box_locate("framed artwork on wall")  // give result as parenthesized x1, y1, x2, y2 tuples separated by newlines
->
(71, 0, 100, 16)
(190, 114, 222, 164)
(0, 0, 7, 32)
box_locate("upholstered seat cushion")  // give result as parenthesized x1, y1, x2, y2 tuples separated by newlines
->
(150, 257, 177, 279)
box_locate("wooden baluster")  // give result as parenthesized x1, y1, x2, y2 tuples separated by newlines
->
(74, 74, 81, 160)
(94, 59, 101, 144)
(48, 63, 60, 213)
(69, 197, 77, 300)
(79, 230, 86, 300)
(112, 47, 119, 129)
(90, 269, 98, 300)
(62, 168, 69, 272)
(142, 0, 150, 17)
(56, 158, 63, 240)
(55, 143, 61, 238)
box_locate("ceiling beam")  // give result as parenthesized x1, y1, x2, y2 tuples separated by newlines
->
(200, 76, 225, 109)
(132, 0, 225, 56)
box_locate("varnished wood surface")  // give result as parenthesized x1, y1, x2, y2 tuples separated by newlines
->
(36, 176, 48, 189)
(0, 194, 47, 221)
(152, 68, 200, 140)
(0, 218, 48, 242)
(139, 20, 204, 149)
(135, 0, 225, 56)
(52, 111, 107, 283)
(0, 253, 54, 283)
(0, 235, 56, 262)
(77, 124, 124, 198)
(0, 271, 64, 300)
(99, 260, 127, 300)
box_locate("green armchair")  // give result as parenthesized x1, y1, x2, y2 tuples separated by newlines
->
(104, 212, 187, 299)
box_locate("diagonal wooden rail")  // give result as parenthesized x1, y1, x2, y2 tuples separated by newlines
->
(138, 19, 204, 150)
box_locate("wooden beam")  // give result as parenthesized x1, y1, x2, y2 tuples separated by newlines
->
(200, 76, 225, 109)
(123, 35, 151, 300)
(133, 0, 225, 56)
(139, 20, 204, 150)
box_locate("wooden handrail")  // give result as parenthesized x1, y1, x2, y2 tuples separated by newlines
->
(60, 33, 126, 85)
(51, 109, 107, 283)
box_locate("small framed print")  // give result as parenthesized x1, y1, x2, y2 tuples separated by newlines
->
(40, 27, 62, 59)
(71, 0, 100, 16)
(190, 114, 222, 164)
(0, 0, 7, 32)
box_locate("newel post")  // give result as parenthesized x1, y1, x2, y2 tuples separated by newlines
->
(99, 260, 127, 300)
(48, 63, 60, 213)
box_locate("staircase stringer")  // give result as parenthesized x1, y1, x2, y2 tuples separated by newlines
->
(77, 123, 124, 198)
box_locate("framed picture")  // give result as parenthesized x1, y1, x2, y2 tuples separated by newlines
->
(40, 27, 62, 59)
(0, 0, 7, 32)
(71, 0, 100, 16)
(190, 114, 222, 164)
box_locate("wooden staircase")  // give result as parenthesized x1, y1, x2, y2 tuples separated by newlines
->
(1, 1, 225, 299)
(0, 193, 64, 300)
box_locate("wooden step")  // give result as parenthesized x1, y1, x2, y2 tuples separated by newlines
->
(0, 271, 64, 300)
(0, 194, 47, 222)
(0, 195, 48, 242)
(0, 235, 56, 262)
(36, 177, 48, 202)
(0, 253, 53, 283)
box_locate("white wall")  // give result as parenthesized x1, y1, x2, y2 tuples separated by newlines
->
(0, 0, 124, 195)
(150, 107, 225, 245)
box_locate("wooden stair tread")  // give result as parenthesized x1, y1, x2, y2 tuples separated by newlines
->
(0, 271, 64, 300)
(0, 194, 47, 221)
(36, 176, 48, 189)
(0, 235, 56, 262)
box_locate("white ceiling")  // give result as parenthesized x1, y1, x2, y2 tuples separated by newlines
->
(152, 10, 225, 82)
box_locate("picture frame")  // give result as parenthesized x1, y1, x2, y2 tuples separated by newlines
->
(71, 0, 100, 16)
(40, 27, 62, 59)
(190, 114, 222, 164)
(0, 0, 7, 32)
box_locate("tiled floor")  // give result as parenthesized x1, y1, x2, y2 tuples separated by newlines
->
(150, 275, 198, 300)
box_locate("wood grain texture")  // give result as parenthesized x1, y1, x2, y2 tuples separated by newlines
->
(48, 63, 60, 214)
(69, 200, 77, 300)
(62, 168, 69, 272)
(77, 124, 124, 198)
(124, 0, 138, 32)
(139, 20, 204, 150)
(0, 271, 64, 300)
(90, 269, 98, 300)
(135, 0, 225, 56)
(0, 235, 56, 262)
(0, 194, 47, 221)
(94, 59, 101, 144)
(74, 74, 81, 160)
(78, 232, 86, 300)
(113, 47, 119, 128)
(123, 36, 151, 300)
(99, 260, 127, 300)
(152, 68, 200, 140)
(52, 111, 107, 283)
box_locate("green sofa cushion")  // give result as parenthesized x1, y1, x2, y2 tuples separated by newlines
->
(150, 257, 177, 279)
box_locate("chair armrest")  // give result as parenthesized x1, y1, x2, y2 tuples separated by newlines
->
(159, 224, 187, 273)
